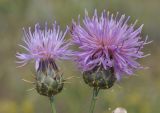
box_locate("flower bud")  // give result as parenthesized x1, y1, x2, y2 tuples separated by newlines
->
(83, 67, 116, 89)
(35, 59, 64, 97)
(112, 107, 127, 113)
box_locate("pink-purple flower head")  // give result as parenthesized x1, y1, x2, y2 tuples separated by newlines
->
(71, 10, 151, 80)
(16, 22, 72, 70)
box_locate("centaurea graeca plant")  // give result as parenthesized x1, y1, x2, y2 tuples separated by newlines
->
(71, 10, 151, 113)
(16, 22, 72, 113)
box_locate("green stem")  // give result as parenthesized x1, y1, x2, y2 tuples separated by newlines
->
(50, 96, 57, 113)
(89, 87, 100, 113)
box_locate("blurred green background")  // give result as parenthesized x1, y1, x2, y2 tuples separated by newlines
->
(0, 0, 160, 113)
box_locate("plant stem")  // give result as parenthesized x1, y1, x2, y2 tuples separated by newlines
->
(50, 96, 57, 113)
(89, 87, 100, 113)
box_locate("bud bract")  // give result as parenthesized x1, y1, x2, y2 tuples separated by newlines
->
(83, 67, 116, 89)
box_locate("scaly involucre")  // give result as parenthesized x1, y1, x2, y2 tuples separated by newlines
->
(71, 10, 151, 79)
(16, 22, 72, 70)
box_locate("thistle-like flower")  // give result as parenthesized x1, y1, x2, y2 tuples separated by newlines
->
(16, 22, 72, 97)
(71, 10, 151, 89)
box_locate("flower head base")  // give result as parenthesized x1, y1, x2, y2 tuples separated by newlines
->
(36, 59, 64, 97)
(83, 67, 116, 89)
(17, 23, 72, 96)
(71, 10, 151, 88)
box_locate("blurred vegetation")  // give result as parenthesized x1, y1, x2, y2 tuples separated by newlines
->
(0, 0, 160, 113)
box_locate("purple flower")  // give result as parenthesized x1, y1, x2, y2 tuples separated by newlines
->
(16, 22, 72, 70)
(71, 10, 151, 80)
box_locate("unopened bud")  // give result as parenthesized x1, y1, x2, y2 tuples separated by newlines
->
(112, 107, 127, 113)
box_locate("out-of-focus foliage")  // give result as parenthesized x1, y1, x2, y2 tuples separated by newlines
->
(0, 0, 160, 113)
